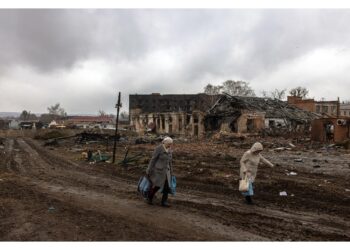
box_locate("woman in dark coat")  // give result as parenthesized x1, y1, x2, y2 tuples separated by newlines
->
(146, 136, 173, 207)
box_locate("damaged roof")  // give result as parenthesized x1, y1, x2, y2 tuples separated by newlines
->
(208, 93, 320, 122)
(129, 93, 220, 113)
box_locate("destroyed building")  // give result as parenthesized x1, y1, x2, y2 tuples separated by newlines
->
(129, 93, 219, 137)
(288, 96, 340, 117)
(311, 117, 350, 143)
(205, 93, 319, 135)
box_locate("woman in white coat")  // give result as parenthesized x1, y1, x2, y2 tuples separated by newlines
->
(240, 142, 274, 205)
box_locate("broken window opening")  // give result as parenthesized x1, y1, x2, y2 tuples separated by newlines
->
(322, 106, 329, 113)
(161, 118, 165, 130)
(193, 114, 199, 123)
(186, 114, 191, 125)
(229, 120, 238, 133)
(247, 119, 255, 132)
(169, 124, 172, 133)
(194, 125, 198, 136)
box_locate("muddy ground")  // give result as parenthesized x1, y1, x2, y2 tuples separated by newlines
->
(0, 130, 349, 241)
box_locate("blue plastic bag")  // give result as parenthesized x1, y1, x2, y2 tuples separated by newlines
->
(241, 181, 254, 196)
(161, 175, 177, 195)
(137, 176, 151, 198)
(170, 175, 177, 195)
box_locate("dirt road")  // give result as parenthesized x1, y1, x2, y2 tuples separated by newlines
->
(0, 136, 349, 240)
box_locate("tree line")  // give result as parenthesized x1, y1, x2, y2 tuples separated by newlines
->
(204, 80, 309, 100)
(19, 103, 129, 122)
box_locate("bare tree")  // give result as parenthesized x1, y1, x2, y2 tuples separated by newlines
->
(261, 90, 269, 98)
(289, 86, 309, 98)
(204, 83, 223, 107)
(271, 89, 287, 100)
(204, 83, 223, 95)
(119, 111, 129, 120)
(221, 80, 255, 97)
(19, 110, 37, 121)
(98, 110, 106, 116)
(47, 103, 66, 117)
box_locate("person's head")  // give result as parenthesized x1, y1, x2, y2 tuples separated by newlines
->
(250, 142, 263, 155)
(162, 136, 173, 149)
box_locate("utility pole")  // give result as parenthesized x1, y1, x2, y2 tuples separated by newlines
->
(112, 92, 122, 164)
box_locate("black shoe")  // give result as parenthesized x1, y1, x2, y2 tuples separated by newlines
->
(245, 196, 253, 205)
(145, 197, 153, 205)
(161, 201, 171, 207)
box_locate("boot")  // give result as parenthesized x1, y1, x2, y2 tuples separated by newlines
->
(145, 196, 153, 205)
(161, 201, 170, 207)
(146, 187, 159, 205)
(245, 195, 253, 205)
(161, 192, 170, 207)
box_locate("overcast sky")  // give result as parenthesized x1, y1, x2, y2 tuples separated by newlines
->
(1, 9, 350, 114)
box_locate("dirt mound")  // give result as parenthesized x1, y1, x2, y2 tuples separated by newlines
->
(34, 130, 67, 140)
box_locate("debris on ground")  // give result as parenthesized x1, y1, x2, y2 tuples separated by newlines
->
(89, 150, 111, 163)
(118, 148, 144, 167)
(294, 158, 303, 162)
(1, 129, 349, 241)
(48, 206, 55, 212)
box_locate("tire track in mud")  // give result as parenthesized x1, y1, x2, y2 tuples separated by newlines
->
(10, 138, 266, 240)
(90, 168, 350, 240)
(7, 137, 350, 241)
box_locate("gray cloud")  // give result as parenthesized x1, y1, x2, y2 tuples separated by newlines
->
(1, 9, 350, 113)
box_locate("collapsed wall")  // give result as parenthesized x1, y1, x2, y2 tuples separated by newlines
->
(205, 93, 319, 136)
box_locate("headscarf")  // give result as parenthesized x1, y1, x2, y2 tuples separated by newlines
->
(162, 136, 173, 145)
(250, 142, 263, 152)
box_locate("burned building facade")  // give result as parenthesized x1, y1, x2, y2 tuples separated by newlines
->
(205, 94, 319, 135)
(311, 117, 350, 143)
(129, 93, 218, 137)
(287, 96, 340, 117)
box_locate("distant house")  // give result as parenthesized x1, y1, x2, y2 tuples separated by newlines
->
(0, 119, 10, 129)
(9, 120, 20, 129)
(340, 103, 350, 117)
(65, 116, 114, 129)
(19, 120, 41, 130)
(48, 120, 66, 129)
(48, 120, 58, 128)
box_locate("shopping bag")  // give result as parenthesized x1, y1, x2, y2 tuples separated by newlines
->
(137, 176, 151, 198)
(170, 175, 177, 195)
(160, 175, 177, 195)
(239, 176, 249, 192)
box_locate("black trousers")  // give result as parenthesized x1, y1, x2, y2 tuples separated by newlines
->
(148, 179, 170, 203)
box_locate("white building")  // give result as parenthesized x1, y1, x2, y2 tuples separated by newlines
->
(340, 103, 350, 117)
